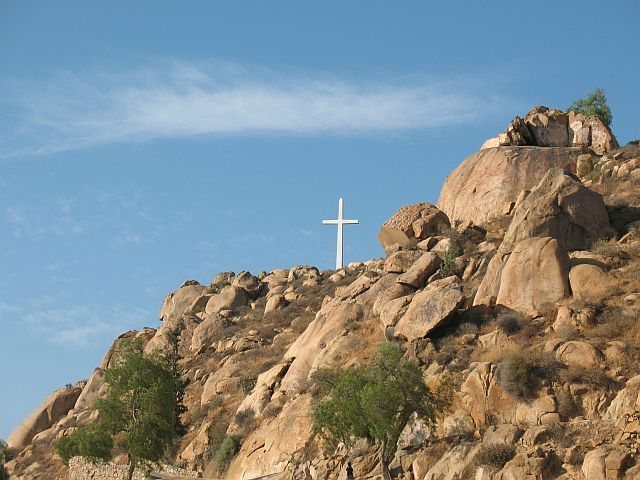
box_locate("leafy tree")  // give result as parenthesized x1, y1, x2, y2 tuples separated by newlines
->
(1, 439, 9, 480)
(313, 343, 453, 480)
(55, 340, 185, 480)
(568, 88, 613, 127)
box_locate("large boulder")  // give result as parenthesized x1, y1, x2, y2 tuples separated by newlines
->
(437, 146, 582, 227)
(205, 286, 249, 314)
(500, 168, 610, 251)
(461, 362, 559, 429)
(7, 384, 83, 451)
(190, 314, 228, 352)
(378, 203, 450, 254)
(146, 283, 208, 355)
(394, 276, 464, 341)
(524, 106, 570, 147)
(569, 264, 609, 300)
(475, 237, 571, 313)
(158, 283, 207, 322)
(397, 252, 442, 289)
(232, 271, 262, 298)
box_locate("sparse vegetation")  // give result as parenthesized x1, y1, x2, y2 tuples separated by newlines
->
(55, 340, 185, 480)
(496, 313, 522, 335)
(239, 376, 257, 395)
(496, 352, 538, 399)
(312, 342, 453, 480)
(474, 444, 516, 469)
(568, 88, 613, 127)
(1, 439, 9, 480)
(213, 435, 241, 473)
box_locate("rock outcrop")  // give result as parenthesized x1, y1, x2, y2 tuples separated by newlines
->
(481, 106, 618, 154)
(437, 146, 583, 227)
(475, 168, 609, 312)
(378, 202, 450, 254)
(6, 384, 83, 451)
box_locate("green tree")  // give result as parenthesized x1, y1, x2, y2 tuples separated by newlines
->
(568, 88, 613, 127)
(1, 438, 9, 480)
(56, 340, 185, 480)
(313, 343, 452, 480)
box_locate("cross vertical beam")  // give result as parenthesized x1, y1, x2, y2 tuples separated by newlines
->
(322, 198, 359, 269)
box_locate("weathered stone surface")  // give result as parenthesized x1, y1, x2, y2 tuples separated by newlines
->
(569, 264, 608, 300)
(394, 276, 464, 341)
(586, 116, 619, 155)
(378, 203, 450, 254)
(205, 286, 249, 314)
(7, 384, 83, 450)
(582, 447, 631, 480)
(555, 341, 604, 369)
(232, 271, 262, 298)
(278, 302, 364, 395)
(461, 362, 559, 429)
(226, 394, 315, 480)
(524, 106, 570, 147)
(158, 284, 207, 323)
(264, 294, 288, 314)
(437, 146, 582, 227)
(605, 375, 640, 421)
(190, 314, 227, 352)
(501, 168, 610, 251)
(483, 424, 522, 446)
(475, 237, 570, 313)
(442, 410, 475, 438)
(576, 153, 595, 176)
(372, 281, 414, 317)
(379, 295, 412, 329)
(397, 252, 442, 289)
(383, 250, 423, 273)
(421, 443, 481, 480)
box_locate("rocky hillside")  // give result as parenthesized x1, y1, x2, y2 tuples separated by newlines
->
(5, 106, 640, 480)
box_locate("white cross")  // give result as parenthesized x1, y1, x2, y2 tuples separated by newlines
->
(322, 198, 359, 270)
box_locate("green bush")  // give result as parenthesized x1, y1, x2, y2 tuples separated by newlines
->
(439, 243, 461, 278)
(214, 435, 241, 473)
(475, 444, 516, 468)
(567, 88, 613, 127)
(55, 425, 113, 464)
(497, 353, 538, 399)
(0, 439, 9, 480)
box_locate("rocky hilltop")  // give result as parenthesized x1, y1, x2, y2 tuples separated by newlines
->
(5, 107, 640, 480)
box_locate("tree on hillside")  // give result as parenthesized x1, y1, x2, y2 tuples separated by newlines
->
(568, 87, 613, 127)
(56, 339, 185, 480)
(1, 439, 9, 480)
(312, 343, 453, 480)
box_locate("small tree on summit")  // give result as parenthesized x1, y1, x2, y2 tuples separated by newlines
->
(312, 343, 453, 480)
(568, 87, 613, 127)
(56, 339, 185, 480)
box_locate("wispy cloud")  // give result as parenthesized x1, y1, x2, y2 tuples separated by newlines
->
(4, 200, 86, 238)
(0, 60, 506, 157)
(3, 302, 151, 347)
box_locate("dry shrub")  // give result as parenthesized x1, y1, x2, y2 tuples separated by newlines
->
(496, 313, 522, 335)
(592, 239, 632, 268)
(474, 444, 516, 469)
(587, 307, 640, 344)
(560, 366, 618, 390)
(496, 353, 538, 399)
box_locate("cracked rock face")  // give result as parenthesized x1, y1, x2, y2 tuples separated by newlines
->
(437, 146, 582, 227)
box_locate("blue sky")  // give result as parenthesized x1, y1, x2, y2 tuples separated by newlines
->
(1, 1, 639, 439)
